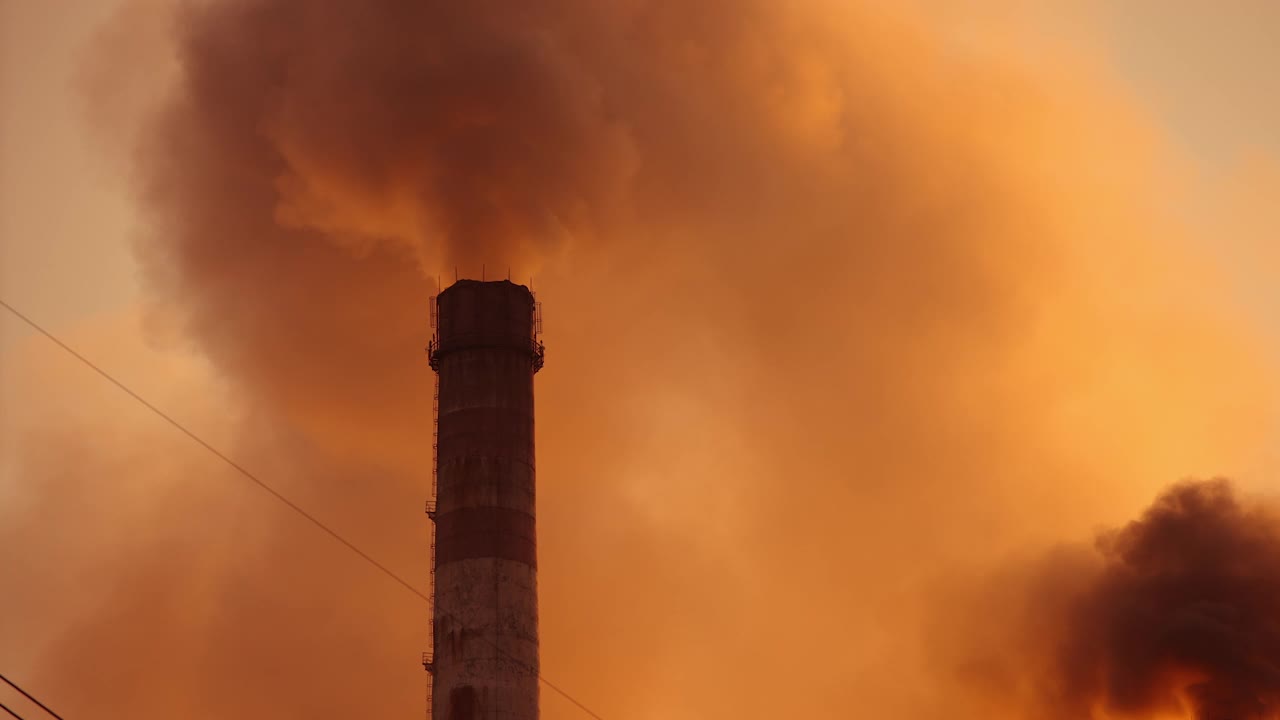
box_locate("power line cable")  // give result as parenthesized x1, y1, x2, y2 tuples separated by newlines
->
(0, 700, 25, 720)
(0, 673, 63, 720)
(0, 300, 422, 602)
(0, 299, 606, 720)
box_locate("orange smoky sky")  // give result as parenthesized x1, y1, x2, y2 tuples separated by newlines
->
(2, 0, 1278, 718)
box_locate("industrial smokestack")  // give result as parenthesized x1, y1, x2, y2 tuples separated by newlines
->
(426, 279, 545, 720)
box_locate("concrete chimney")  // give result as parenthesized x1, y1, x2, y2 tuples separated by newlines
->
(426, 279, 544, 720)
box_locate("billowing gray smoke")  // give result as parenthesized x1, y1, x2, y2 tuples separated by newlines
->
(953, 480, 1280, 720)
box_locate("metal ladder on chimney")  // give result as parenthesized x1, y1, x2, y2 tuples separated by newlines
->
(423, 296, 439, 719)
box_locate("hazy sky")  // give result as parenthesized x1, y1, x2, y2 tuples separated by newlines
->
(3, 0, 1278, 336)
(7, 0, 1275, 487)
(2, 0, 1277, 327)
(2, 2, 1279, 718)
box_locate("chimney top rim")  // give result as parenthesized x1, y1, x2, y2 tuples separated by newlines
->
(439, 278, 531, 294)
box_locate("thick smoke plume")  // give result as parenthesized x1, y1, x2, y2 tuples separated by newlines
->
(3, 0, 1278, 718)
(1061, 481, 1280, 720)
(945, 480, 1280, 720)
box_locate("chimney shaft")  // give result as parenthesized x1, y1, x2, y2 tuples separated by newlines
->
(429, 279, 543, 720)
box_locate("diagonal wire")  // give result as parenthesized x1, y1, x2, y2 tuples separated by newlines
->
(0, 701, 24, 720)
(0, 300, 425, 602)
(0, 299, 606, 720)
(0, 673, 62, 720)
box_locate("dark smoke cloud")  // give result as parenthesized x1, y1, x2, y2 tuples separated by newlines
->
(945, 479, 1280, 720)
(149, 0, 649, 273)
(1069, 481, 1280, 719)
